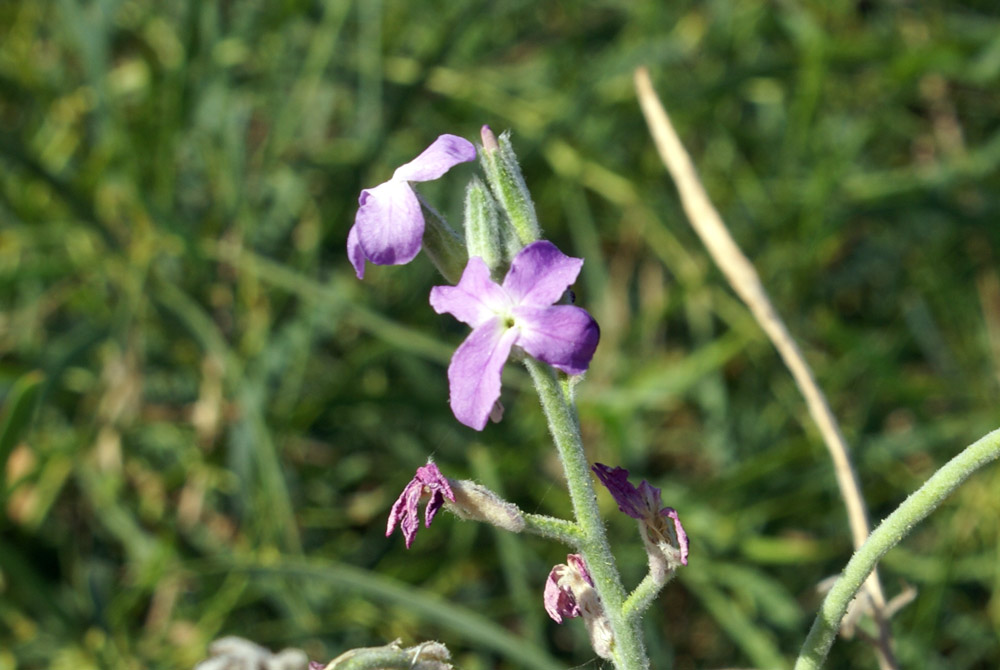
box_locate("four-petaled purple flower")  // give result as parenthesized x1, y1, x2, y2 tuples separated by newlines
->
(386, 462, 456, 548)
(592, 463, 689, 567)
(429, 240, 600, 430)
(348, 134, 476, 279)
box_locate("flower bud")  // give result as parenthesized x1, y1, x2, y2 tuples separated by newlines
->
(420, 201, 468, 284)
(196, 636, 310, 670)
(462, 177, 504, 276)
(320, 639, 452, 670)
(445, 478, 525, 533)
(478, 125, 541, 249)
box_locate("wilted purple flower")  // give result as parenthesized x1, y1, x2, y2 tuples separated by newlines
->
(544, 554, 614, 659)
(348, 135, 476, 279)
(592, 463, 689, 567)
(429, 241, 600, 430)
(386, 462, 456, 548)
(543, 554, 593, 623)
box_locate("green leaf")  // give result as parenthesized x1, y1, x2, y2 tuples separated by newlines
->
(0, 371, 44, 498)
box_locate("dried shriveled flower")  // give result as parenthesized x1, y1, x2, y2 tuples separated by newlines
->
(386, 462, 455, 548)
(543, 554, 614, 660)
(592, 463, 689, 572)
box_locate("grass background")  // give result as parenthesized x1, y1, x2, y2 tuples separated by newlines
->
(2, 1, 999, 668)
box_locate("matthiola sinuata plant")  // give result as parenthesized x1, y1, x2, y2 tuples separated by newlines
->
(352, 126, 687, 670)
(193, 82, 1000, 670)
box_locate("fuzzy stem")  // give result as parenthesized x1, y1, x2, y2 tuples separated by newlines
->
(794, 427, 1000, 670)
(623, 570, 675, 621)
(523, 513, 585, 546)
(524, 359, 649, 670)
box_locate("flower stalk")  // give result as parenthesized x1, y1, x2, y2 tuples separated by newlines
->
(524, 358, 649, 670)
(522, 513, 584, 546)
(794, 426, 1000, 670)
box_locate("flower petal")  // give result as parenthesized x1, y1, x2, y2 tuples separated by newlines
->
(543, 554, 593, 623)
(512, 304, 599, 375)
(347, 223, 367, 279)
(591, 464, 645, 519)
(354, 180, 424, 267)
(393, 134, 477, 183)
(386, 479, 424, 548)
(415, 462, 455, 527)
(386, 462, 455, 549)
(502, 240, 584, 306)
(543, 564, 579, 623)
(447, 320, 517, 430)
(430, 257, 510, 328)
(637, 480, 664, 518)
(662, 507, 689, 566)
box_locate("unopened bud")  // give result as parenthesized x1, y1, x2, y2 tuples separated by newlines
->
(420, 198, 468, 284)
(446, 479, 525, 533)
(480, 125, 499, 152)
(463, 177, 504, 275)
(478, 129, 541, 249)
(196, 636, 310, 670)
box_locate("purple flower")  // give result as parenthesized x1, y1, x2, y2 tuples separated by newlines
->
(348, 135, 476, 279)
(544, 554, 615, 659)
(592, 463, 689, 567)
(429, 241, 600, 430)
(386, 462, 456, 548)
(543, 554, 593, 623)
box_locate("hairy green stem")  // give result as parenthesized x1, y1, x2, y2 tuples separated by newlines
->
(623, 570, 674, 621)
(524, 359, 649, 670)
(794, 427, 1000, 670)
(523, 513, 585, 546)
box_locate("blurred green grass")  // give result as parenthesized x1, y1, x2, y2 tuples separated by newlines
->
(1, 1, 999, 668)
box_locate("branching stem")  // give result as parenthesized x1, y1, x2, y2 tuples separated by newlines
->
(525, 359, 650, 670)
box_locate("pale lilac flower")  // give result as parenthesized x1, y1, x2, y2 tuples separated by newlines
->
(592, 463, 689, 567)
(386, 462, 456, 548)
(348, 135, 476, 279)
(429, 241, 600, 430)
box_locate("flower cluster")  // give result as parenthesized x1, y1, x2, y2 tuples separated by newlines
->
(349, 133, 599, 431)
(356, 130, 688, 665)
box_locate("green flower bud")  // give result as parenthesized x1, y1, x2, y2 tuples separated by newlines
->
(479, 125, 541, 250)
(463, 176, 504, 276)
(418, 196, 468, 285)
(446, 478, 525, 534)
(322, 640, 452, 670)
